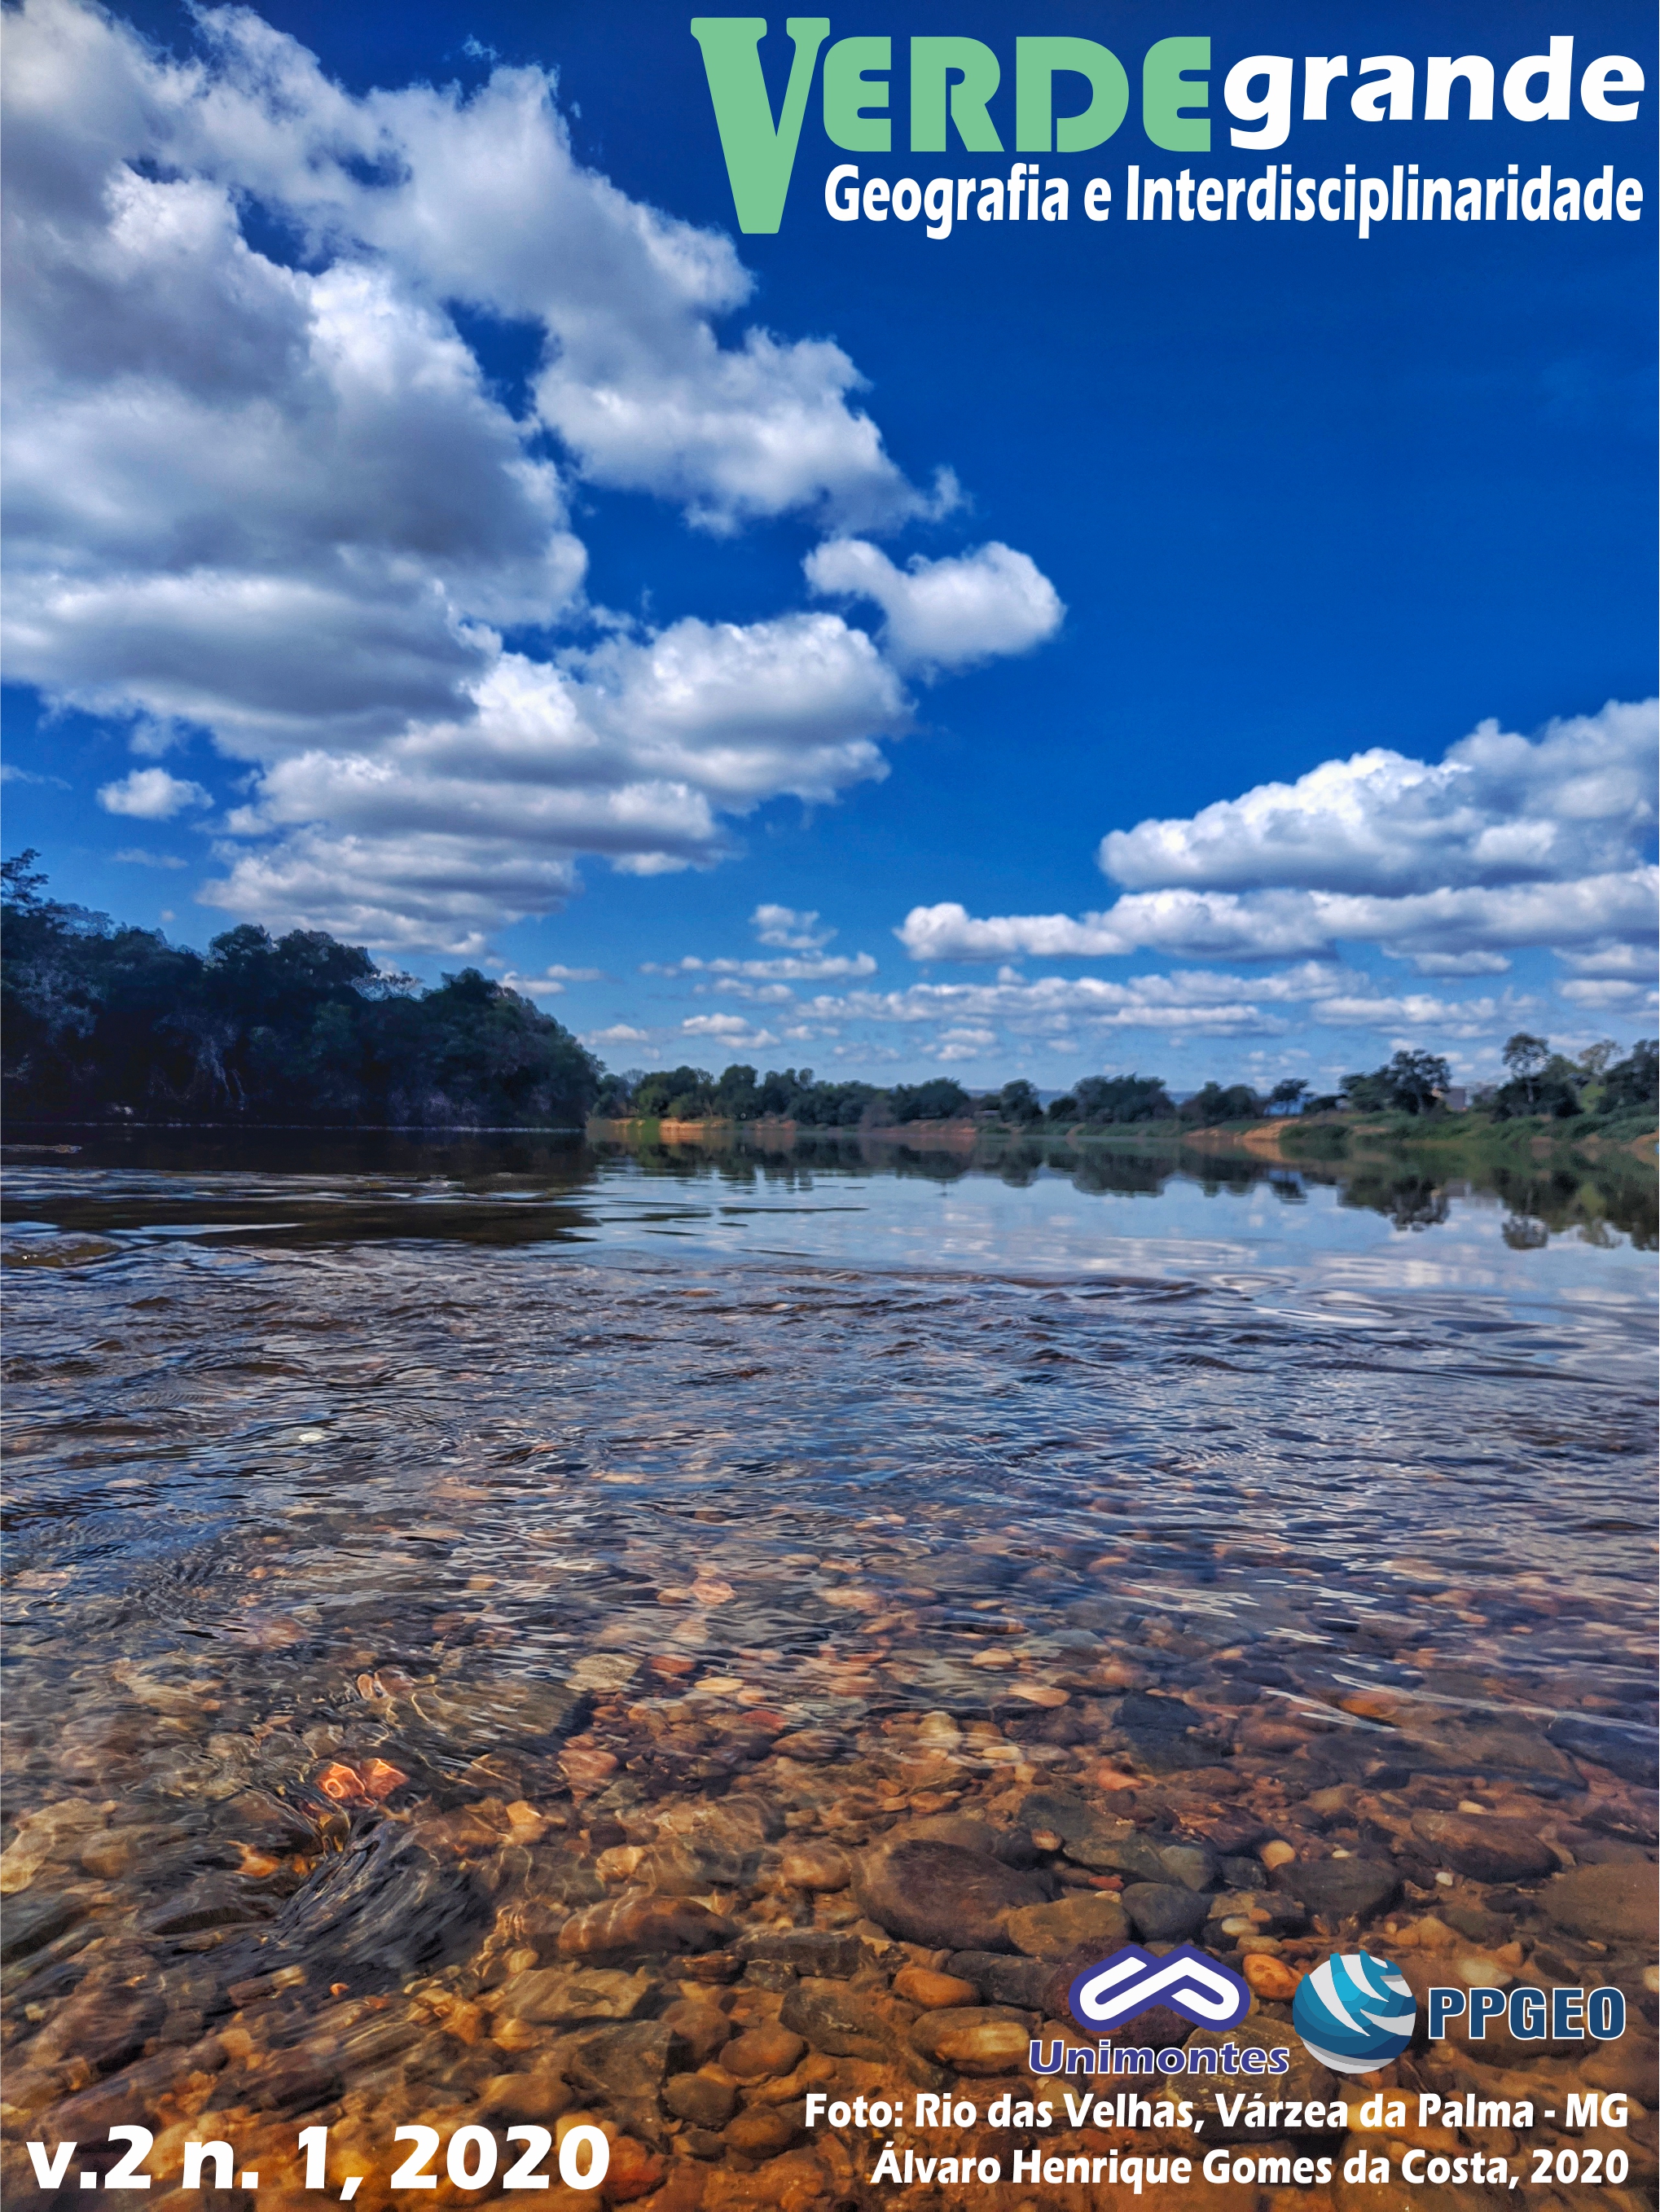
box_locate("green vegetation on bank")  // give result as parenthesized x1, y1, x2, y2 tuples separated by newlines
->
(604, 1042, 1656, 1145)
(2, 855, 600, 1126)
(607, 1066, 1303, 1129)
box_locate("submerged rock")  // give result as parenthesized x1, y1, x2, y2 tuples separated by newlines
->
(1018, 1790, 1168, 1882)
(1113, 1692, 1216, 1774)
(1270, 1855, 1399, 1925)
(1119, 1881, 1210, 1942)
(909, 2005, 1033, 2074)
(1005, 1889, 1130, 1960)
(851, 1838, 1050, 1951)
(737, 1929, 863, 1979)
(665, 2072, 737, 2128)
(894, 1965, 978, 2009)
(719, 2025, 806, 2079)
(494, 1964, 657, 2023)
(657, 1998, 733, 2065)
(945, 1951, 1054, 2009)
(556, 1891, 735, 1959)
(215, 1818, 490, 1995)
(770, 1841, 851, 1891)
(564, 2021, 684, 2145)
(1545, 1714, 1659, 1784)
(1409, 1810, 1558, 1883)
(1540, 1862, 1659, 1945)
(779, 1977, 894, 2060)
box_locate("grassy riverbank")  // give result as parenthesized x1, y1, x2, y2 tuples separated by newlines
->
(1272, 1104, 1658, 1168)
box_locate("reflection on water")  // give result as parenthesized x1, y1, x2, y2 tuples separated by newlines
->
(2, 1132, 1655, 2202)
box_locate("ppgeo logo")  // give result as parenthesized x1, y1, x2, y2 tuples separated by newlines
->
(1295, 1950, 1629, 2069)
(1293, 1955, 1416, 2073)
(1033, 1943, 1628, 2083)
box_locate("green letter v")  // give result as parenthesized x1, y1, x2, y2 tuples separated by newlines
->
(690, 17, 830, 233)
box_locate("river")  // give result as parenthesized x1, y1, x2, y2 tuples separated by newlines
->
(2, 1131, 1655, 2205)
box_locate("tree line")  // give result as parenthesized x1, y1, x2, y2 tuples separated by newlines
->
(607, 1040, 1654, 1130)
(4, 854, 1653, 1130)
(2, 854, 599, 1126)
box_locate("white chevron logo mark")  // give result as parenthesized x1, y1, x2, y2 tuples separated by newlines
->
(1069, 1943, 1252, 2030)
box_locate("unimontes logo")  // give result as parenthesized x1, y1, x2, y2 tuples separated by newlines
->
(1068, 1943, 1252, 2032)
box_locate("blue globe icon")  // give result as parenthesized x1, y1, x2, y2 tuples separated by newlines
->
(1292, 1952, 1416, 2074)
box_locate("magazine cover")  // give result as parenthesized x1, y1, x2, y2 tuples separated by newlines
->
(2, 2, 1655, 2206)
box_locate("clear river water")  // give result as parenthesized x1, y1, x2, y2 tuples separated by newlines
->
(2, 1130, 1654, 2207)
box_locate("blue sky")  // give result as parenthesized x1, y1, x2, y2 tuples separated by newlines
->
(4, 0, 1655, 1089)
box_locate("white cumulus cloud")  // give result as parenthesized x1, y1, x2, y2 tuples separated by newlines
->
(683, 1012, 778, 1048)
(899, 701, 1658, 985)
(4, 0, 1059, 950)
(806, 538, 1064, 674)
(97, 766, 209, 819)
(1100, 699, 1655, 896)
(752, 903, 832, 950)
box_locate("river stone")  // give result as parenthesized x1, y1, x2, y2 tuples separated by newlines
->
(772, 1842, 852, 1890)
(945, 1952, 1054, 2009)
(665, 2073, 737, 2129)
(724, 2108, 801, 2159)
(407, 1678, 585, 1757)
(239, 2046, 345, 2116)
(1299, 1734, 1419, 1792)
(1120, 1882, 1210, 1942)
(631, 1839, 749, 1894)
(894, 1966, 979, 2009)
(1270, 1856, 1399, 1925)
(1539, 1863, 1659, 1946)
(1399, 1711, 1583, 1789)
(1005, 1889, 1129, 1961)
(769, 1731, 848, 1762)
(217, 1819, 490, 1994)
(738, 1928, 863, 1979)
(557, 1890, 735, 1959)
(1203, 1812, 1276, 1859)
(138, 1874, 271, 1936)
(1113, 1692, 1214, 1774)
(909, 2006, 1034, 2074)
(657, 1999, 732, 2065)
(1438, 1900, 1510, 1946)
(525, 1856, 606, 1907)
(779, 1977, 894, 2060)
(1545, 1715, 1659, 1784)
(224, 1787, 327, 1854)
(495, 1965, 657, 2024)
(657, 1793, 785, 1850)
(0, 1891, 86, 1962)
(23, 1985, 157, 2077)
(1158, 1841, 1220, 1892)
(564, 2021, 684, 2144)
(1018, 1790, 1166, 1882)
(481, 2073, 574, 2126)
(1410, 1811, 1558, 1883)
(851, 1839, 1050, 1951)
(902, 1814, 1039, 1867)
(924, 1551, 1019, 1595)
(720, 2025, 806, 2079)
(739, 1956, 796, 1992)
